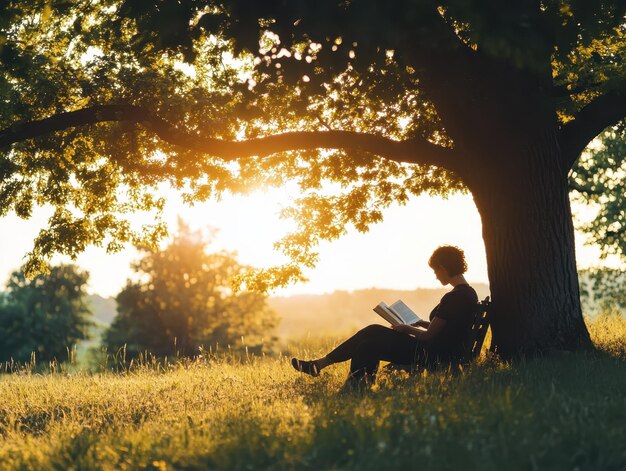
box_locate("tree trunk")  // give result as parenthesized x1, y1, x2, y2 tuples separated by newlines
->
(469, 131, 592, 357)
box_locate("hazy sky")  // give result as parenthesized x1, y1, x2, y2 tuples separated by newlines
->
(0, 188, 613, 298)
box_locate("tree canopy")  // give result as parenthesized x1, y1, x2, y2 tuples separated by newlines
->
(1, 1, 622, 288)
(104, 222, 278, 358)
(0, 264, 93, 363)
(1, 1, 626, 354)
(571, 124, 626, 259)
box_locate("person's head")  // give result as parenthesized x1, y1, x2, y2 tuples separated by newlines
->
(428, 245, 467, 285)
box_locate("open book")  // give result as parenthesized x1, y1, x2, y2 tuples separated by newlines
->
(373, 300, 422, 326)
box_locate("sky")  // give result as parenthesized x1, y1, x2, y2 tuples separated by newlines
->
(0, 187, 616, 298)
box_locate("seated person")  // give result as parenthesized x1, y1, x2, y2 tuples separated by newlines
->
(291, 245, 478, 389)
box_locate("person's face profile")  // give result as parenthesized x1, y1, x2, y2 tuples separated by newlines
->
(432, 264, 449, 285)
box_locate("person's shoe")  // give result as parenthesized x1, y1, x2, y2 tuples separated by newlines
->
(291, 358, 320, 377)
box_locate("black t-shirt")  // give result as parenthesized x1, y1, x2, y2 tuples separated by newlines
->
(426, 284, 478, 360)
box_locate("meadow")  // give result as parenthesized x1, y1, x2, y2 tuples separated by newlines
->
(1, 313, 626, 471)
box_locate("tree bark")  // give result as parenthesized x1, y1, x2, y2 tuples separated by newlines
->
(468, 130, 592, 357)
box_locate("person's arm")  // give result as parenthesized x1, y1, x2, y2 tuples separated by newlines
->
(412, 319, 430, 328)
(392, 317, 447, 342)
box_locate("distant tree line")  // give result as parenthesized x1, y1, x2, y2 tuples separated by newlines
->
(1, 224, 622, 365)
(0, 223, 278, 364)
(0, 265, 93, 363)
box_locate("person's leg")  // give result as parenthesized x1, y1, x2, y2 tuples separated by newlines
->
(292, 324, 385, 376)
(327, 324, 415, 362)
(344, 325, 420, 385)
(292, 324, 419, 378)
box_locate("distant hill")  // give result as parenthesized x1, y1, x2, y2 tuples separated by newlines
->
(269, 284, 491, 338)
(85, 286, 492, 340)
(81, 295, 117, 350)
(87, 294, 117, 326)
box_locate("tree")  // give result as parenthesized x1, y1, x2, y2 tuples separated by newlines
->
(1, 1, 625, 355)
(571, 124, 625, 313)
(579, 268, 626, 313)
(103, 223, 278, 358)
(570, 124, 626, 260)
(0, 265, 93, 363)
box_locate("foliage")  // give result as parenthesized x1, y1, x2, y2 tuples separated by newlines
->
(570, 124, 626, 261)
(0, 315, 625, 469)
(0, 0, 240, 276)
(0, 264, 93, 363)
(570, 122, 625, 318)
(1, 1, 624, 287)
(580, 267, 626, 312)
(103, 222, 279, 358)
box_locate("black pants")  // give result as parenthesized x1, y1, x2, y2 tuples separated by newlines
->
(326, 324, 429, 383)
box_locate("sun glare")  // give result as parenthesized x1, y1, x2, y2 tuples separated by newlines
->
(159, 185, 298, 269)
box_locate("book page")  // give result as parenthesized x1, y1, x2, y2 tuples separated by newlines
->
(373, 302, 402, 325)
(389, 300, 421, 325)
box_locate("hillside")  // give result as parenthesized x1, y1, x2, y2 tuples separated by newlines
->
(87, 294, 117, 326)
(269, 284, 491, 338)
(86, 285, 491, 340)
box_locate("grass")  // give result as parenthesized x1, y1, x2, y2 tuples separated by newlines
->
(1, 313, 626, 470)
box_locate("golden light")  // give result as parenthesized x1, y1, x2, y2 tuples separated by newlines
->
(0, 179, 617, 298)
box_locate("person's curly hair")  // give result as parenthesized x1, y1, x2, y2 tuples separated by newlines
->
(428, 245, 468, 276)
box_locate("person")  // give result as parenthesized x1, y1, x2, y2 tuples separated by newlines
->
(291, 245, 478, 390)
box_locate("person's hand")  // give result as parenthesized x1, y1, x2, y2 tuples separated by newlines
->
(392, 324, 417, 335)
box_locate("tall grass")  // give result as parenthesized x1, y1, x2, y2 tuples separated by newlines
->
(1, 314, 625, 470)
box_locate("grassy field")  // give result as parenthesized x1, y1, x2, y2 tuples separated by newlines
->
(1, 313, 626, 470)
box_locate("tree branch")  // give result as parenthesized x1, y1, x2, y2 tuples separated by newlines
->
(560, 89, 626, 170)
(567, 179, 603, 196)
(0, 104, 458, 169)
(552, 82, 604, 97)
